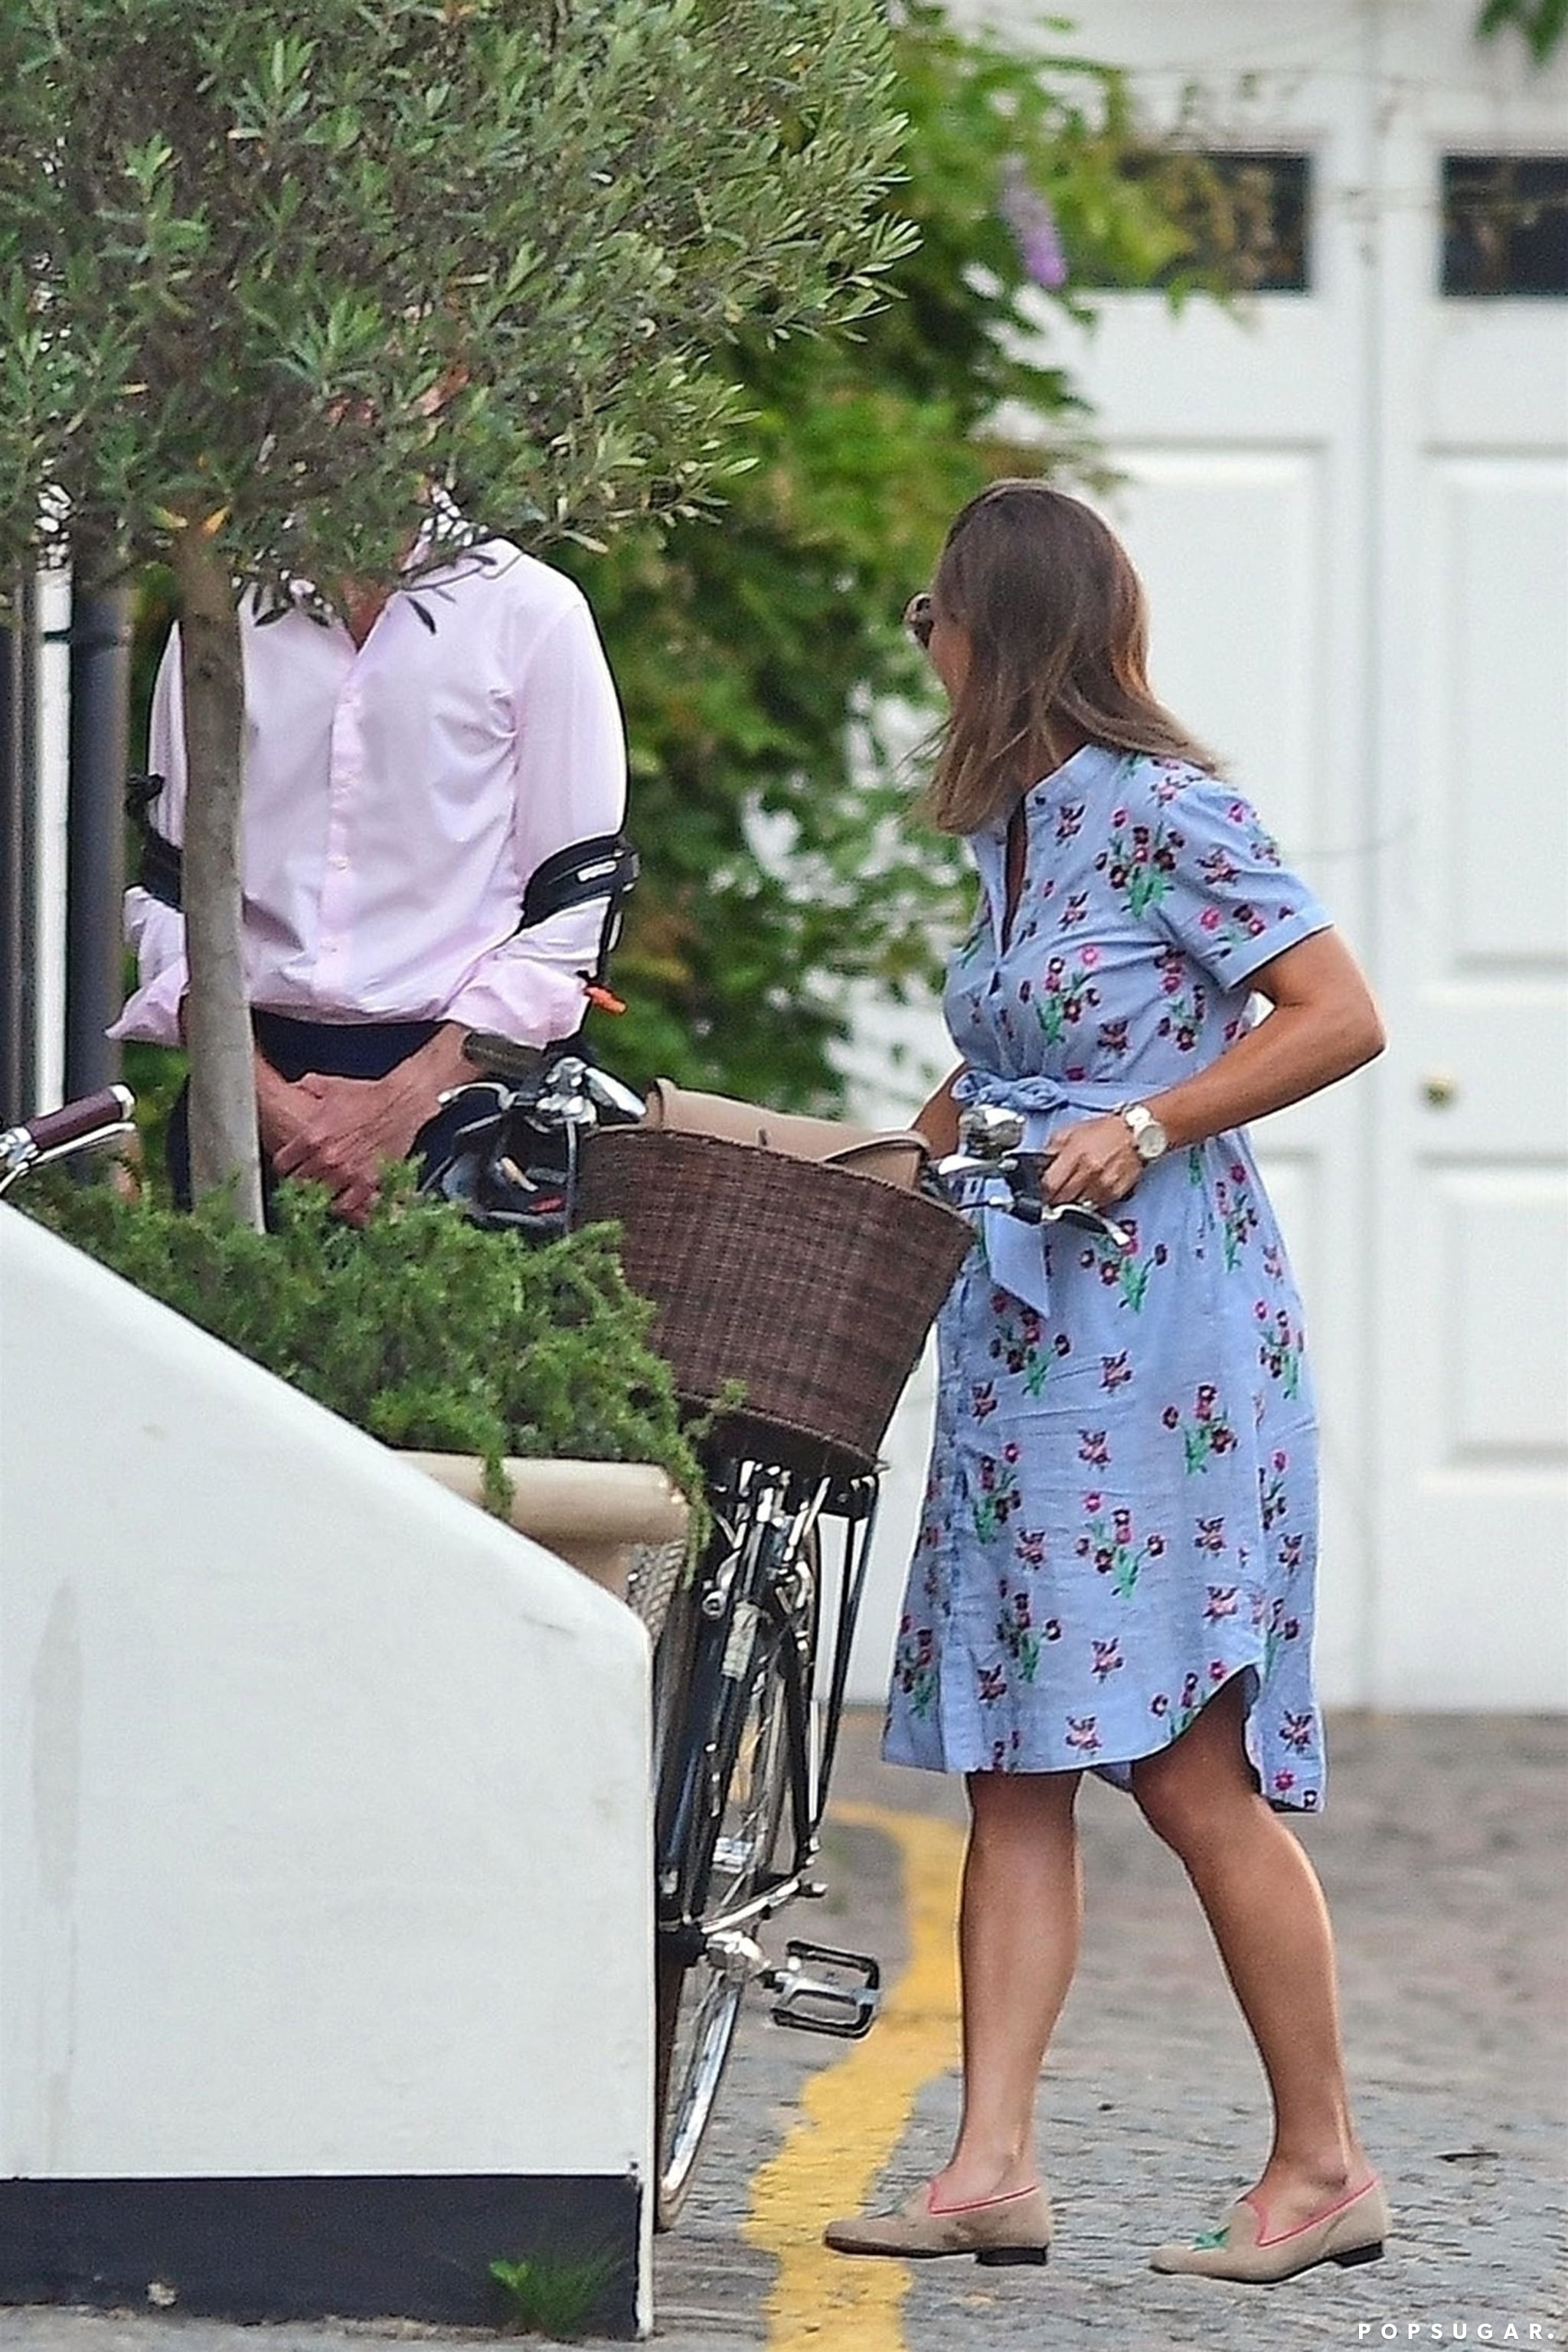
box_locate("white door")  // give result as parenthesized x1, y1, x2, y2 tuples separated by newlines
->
(1370, 2, 1568, 1705)
(841, 0, 1568, 1710)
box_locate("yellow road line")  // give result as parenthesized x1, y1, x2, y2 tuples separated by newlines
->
(743, 1802, 966, 2352)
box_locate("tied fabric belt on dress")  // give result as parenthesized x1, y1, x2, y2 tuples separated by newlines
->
(952, 1068, 1134, 1318)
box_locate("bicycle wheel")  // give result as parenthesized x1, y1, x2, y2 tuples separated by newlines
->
(653, 1528, 818, 2227)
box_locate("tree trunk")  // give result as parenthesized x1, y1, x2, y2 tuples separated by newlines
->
(172, 522, 264, 1230)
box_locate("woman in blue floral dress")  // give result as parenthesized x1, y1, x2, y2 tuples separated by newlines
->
(827, 483, 1390, 2283)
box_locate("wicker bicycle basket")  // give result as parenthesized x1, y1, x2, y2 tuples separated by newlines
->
(576, 1126, 973, 1481)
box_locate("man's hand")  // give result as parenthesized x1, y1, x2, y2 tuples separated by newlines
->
(263, 1024, 479, 1224)
(271, 1070, 429, 1223)
(255, 1059, 322, 1171)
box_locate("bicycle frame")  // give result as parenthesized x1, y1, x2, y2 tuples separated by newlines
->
(654, 1454, 880, 1960)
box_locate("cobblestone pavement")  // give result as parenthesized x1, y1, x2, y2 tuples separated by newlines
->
(6, 1710, 1564, 2352)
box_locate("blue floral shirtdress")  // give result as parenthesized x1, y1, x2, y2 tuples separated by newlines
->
(884, 743, 1334, 1811)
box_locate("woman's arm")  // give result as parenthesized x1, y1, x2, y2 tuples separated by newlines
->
(914, 1063, 969, 1157)
(1043, 929, 1384, 1207)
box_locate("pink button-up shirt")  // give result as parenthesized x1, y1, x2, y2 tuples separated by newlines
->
(112, 534, 628, 1050)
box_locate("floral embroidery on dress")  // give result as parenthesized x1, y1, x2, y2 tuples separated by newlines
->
(893, 1616, 938, 1719)
(1162, 1383, 1240, 1472)
(1216, 1161, 1260, 1269)
(1256, 1302, 1303, 1398)
(1263, 1596, 1303, 1679)
(1080, 1227, 1166, 1312)
(1034, 949, 1102, 1044)
(1098, 809, 1182, 916)
(1158, 982, 1207, 1054)
(996, 1581, 1042, 1681)
(1197, 900, 1271, 959)
(1258, 1449, 1291, 1530)
(988, 1295, 1069, 1395)
(972, 1447, 1023, 1543)
(1076, 1500, 1166, 1599)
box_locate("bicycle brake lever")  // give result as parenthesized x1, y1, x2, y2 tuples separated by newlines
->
(582, 1064, 647, 1122)
(1042, 1200, 1134, 1250)
(1009, 1153, 1132, 1249)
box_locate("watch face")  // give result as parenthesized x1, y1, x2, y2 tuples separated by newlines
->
(1136, 1117, 1168, 1162)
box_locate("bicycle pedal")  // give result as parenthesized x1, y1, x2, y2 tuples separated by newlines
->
(766, 1939, 880, 2039)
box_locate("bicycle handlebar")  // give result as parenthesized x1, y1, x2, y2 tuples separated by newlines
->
(23, 1086, 135, 1156)
(0, 1083, 137, 1197)
(933, 1147, 1132, 1251)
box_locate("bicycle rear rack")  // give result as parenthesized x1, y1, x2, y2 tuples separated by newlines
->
(765, 1939, 880, 2039)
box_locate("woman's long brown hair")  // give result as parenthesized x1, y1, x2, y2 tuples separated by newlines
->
(923, 479, 1220, 835)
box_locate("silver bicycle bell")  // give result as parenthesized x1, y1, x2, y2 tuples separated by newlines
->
(957, 1103, 1026, 1161)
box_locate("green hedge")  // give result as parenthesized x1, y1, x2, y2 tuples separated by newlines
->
(24, 1166, 703, 1524)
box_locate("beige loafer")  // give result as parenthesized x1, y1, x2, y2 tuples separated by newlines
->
(1150, 2174, 1389, 2282)
(825, 2181, 1052, 2265)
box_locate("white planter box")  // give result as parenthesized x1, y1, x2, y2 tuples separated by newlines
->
(400, 1452, 688, 1604)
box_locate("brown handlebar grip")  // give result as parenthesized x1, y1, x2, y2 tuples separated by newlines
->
(25, 1086, 134, 1155)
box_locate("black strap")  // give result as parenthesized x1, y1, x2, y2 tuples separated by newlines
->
(516, 830, 639, 990)
(127, 772, 184, 910)
(519, 833, 639, 926)
(128, 777, 638, 995)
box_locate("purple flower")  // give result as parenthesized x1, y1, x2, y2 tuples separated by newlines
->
(998, 157, 1068, 290)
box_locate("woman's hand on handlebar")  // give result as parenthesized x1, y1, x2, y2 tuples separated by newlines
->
(1040, 1115, 1142, 1210)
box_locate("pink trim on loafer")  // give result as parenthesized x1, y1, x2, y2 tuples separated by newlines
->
(928, 2184, 1044, 2217)
(825, 2180, 1054, 2264)
(1243, 2174, 1382, 2249)
(1149, 2174, 1390, 2282)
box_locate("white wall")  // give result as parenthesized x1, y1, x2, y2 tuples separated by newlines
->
(0, 1209, 652, 2321)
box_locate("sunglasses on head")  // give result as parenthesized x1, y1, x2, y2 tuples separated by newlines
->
(904, 591, 934, 650)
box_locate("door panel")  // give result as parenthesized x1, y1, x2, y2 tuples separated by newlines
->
(1373, 4, 1568, 1707)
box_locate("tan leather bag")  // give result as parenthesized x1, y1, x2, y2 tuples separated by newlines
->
(642, 1079, 930, 1191)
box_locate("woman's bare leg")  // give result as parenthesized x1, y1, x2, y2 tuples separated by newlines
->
(933, 1768, 1083, 2206)
(1130, 1676, 1374, 2230)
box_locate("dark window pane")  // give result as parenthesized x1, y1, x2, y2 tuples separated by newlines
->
(1070, 151, 1312, 295)
(1196, 152, 1312, 292)
(1442, 155, 1568, 296)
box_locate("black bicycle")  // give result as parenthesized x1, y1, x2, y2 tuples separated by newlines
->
(426, 1040, 1135, 2224)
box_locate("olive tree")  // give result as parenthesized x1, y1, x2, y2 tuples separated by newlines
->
(0, 0, 911, 1223)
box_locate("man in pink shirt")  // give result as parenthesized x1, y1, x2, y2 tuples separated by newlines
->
(113, 511, 629, 1223)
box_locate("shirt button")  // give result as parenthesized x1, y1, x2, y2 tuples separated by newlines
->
(332, 854, 349, 871)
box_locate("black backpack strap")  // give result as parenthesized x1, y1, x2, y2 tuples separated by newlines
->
(516, 831, 639, 993)
(127, 772, 184, 911)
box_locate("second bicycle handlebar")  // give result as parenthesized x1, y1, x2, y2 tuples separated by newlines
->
(0, 1085, 136, 1195)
